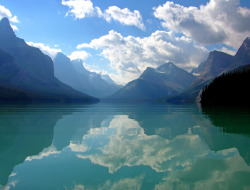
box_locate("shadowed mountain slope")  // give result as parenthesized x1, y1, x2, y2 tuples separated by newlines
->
(0, 18, 98, 103)
(200, 64, 250, 106)
(53, 53, 121, 98)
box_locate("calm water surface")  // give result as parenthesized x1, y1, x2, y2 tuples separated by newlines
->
(0, 103, 250, 190)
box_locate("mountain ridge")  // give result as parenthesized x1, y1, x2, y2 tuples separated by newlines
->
(190, 50, 234, 88)
(107, 62, 196, 101)
(53, 53, 121, 98)
(0, 17, 98, 103)
(167, 37, 250, 103)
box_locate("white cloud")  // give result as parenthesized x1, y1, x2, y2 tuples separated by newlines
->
(153, 0, 250, 49)
(77, 30, 208, 84)
(69, 50, 89, 61)
(10, 24, 18, 31)
(25, 145, 60, 161)
(61, 0, 145, 30)
(27, 42, 62, 59)
(104, 6, 145, 30)
(0, 4, 19, 31)
(219, 47, 237, 56)
(62, 0, 97, 19)
(0, 5, 19, 23)
(9, 15, 19, 23)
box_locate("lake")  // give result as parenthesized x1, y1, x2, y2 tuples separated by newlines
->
(0, 102, 250, 190)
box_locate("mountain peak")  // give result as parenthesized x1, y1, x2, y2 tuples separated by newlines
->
(190, 49, 234, 88)
(156, 62, 176, 72)
(244, 37, 250, 42)
(236, 37, 250, 52)
(157, 62, 175, 68)
(101, 74, 117, 85)
(109, 62, 195, 100)
(71, 59, 89, 74)
(226, 36, 250, 71)
(55, 52, 69, 59)
(241, 37, 250, 49)
(0, 17, 10, 25)
(209, 50, 229, 56)
(0, 17, 15, 38)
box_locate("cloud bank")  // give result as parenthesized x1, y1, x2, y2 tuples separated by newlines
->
(154, 0, 250, 49)
(69, 50, 89, 61)
(61, 0, 145, 30)
(77, 30, 208, 84)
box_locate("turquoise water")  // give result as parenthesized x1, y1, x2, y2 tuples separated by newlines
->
(0, 103, 250, 190)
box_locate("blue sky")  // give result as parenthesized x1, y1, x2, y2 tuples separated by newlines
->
(1, 0, 250, 84)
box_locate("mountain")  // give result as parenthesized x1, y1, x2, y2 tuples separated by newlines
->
(226, 37, 250, 71)
(107, 62, 196, 101)
(53, 53, 89, 93)
(200, 64, 250, 105)
(53, 53, 121, 98)
(0, 105, 66, 185)
(0, 17, 98, 103)
(190, 51, 234, 88)
(190, 61, 206, 76)
(168, 37, 250, 103)
(101, 74, 118, 86)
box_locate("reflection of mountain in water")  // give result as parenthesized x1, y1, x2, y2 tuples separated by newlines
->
(202, 106, 250, 136)
(63, 105, 250, 189)
(198, 106, 250, 165)
(0, 105, 72, 186)
(122, 103, 197, 139)
(2, 103, 250, 189)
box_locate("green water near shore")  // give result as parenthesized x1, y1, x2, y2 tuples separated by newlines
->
(0, 103, 250, 190)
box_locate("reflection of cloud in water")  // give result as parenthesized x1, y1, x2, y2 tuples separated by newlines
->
(97, 175, 144, 190)
(68, 175, 144, 190)
(73, 115, 210, 173)
(91, 115, 144, 136)
(0, 180, 18, 190)
(155, 150, 250, 190)
(25, 145, 60, 161)
(3, 110, 250, 189)
(69, 141, 88, 153)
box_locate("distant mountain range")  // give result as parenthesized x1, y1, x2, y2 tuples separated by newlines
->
(108, 37, 250, 102)
(0, 17, 98, 103)
(0, 17, 249, 104)
(107, 62, 195, 101)
(53, 53, 122, 98)
(168, 37, 250, 103)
